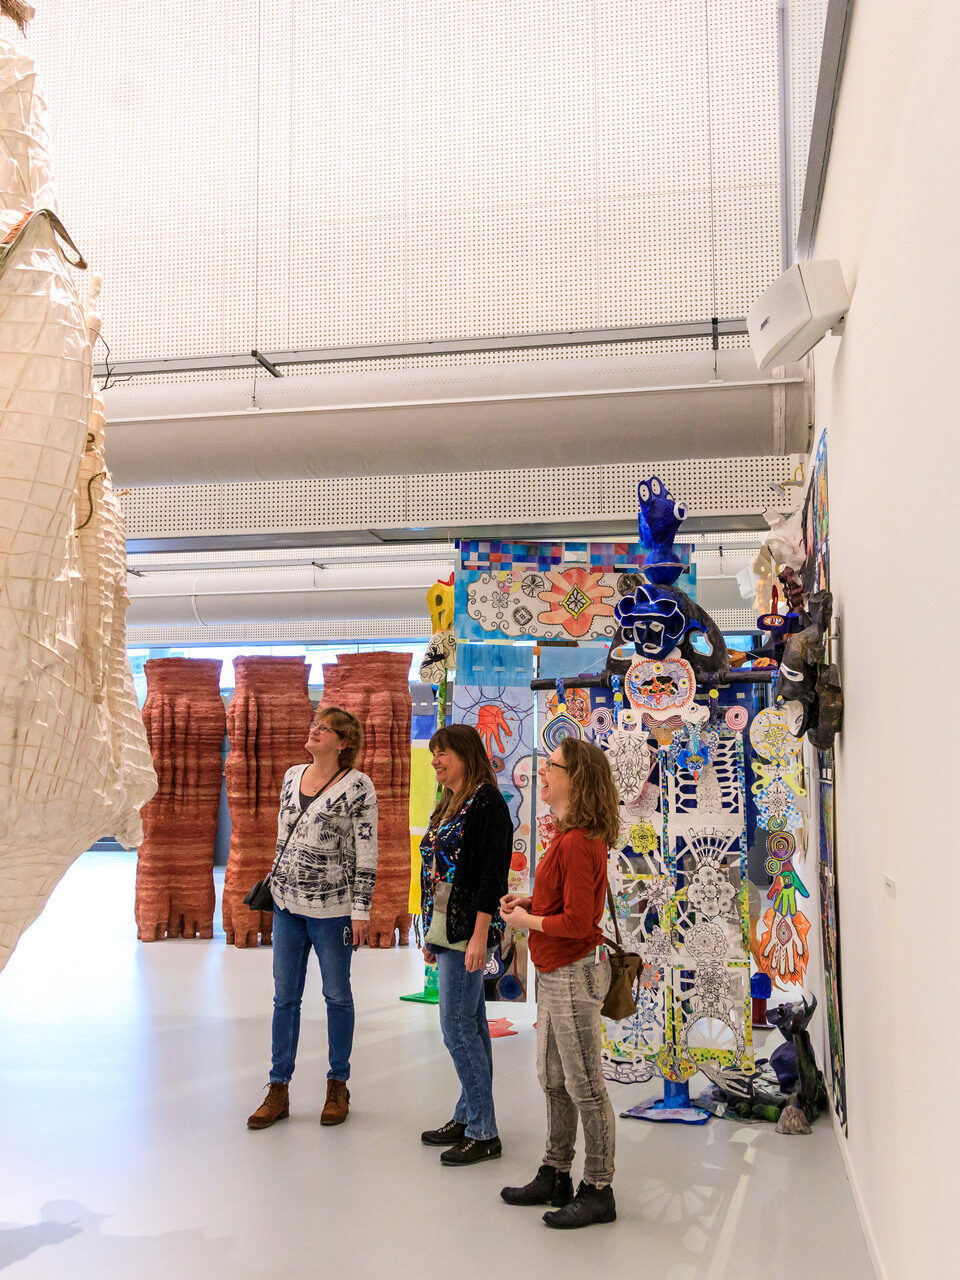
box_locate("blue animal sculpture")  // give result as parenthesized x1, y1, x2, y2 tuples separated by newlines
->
(637, 476, 686, 585)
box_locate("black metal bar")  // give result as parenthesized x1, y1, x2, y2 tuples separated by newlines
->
(251, 349, 283, 378)
(531, 669, 776, 692)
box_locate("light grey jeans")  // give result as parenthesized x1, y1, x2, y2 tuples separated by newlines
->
(536, 952, 616, 1189)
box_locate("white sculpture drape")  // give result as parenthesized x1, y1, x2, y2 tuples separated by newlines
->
(0, 18, 156, 971)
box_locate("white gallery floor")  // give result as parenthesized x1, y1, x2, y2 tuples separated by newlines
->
(0, 853, 874, 1280)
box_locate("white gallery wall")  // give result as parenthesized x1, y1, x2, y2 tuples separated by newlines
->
(812, 1, 959, 1276)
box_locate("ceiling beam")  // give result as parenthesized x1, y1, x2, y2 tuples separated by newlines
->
(95, 318, 748, 380)
(796, 0, 856, 258)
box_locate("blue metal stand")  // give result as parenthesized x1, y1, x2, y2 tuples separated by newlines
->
(621, 1079, 711, 1125)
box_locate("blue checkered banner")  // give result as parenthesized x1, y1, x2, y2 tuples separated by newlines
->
(454, 540, 695, 642)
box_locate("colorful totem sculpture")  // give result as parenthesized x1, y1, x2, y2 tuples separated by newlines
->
(537, 480, 753, 1121)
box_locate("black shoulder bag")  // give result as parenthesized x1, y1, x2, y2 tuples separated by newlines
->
(243, 769, 346, 912)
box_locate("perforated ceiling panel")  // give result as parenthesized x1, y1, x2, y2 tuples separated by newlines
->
(30, 1, 783, 366)
(707, 0, 783, 317)
(119, 454, 804, 541)
(32, 2, 258, 359)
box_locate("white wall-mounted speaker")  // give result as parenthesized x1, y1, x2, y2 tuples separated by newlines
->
(747, 260, 849, 372)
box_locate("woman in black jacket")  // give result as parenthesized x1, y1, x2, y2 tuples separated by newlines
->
(419, 724, 513, 1166)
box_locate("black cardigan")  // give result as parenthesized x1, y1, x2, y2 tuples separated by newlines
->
(446, 783, 514, 944)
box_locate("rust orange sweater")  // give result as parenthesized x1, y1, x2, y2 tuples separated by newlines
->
(529, 828, 607, 973)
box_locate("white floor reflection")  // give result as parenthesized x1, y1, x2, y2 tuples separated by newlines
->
(0, 852, 872, 1279)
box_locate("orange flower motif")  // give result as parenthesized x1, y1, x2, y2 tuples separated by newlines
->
(537, 568, 616, 638)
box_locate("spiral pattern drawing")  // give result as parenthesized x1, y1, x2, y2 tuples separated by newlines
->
(542, 712, 582, 753)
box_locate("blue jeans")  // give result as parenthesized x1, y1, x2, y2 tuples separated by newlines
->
(436, 947, 497, 1140)
(270, 908, 354, 1083)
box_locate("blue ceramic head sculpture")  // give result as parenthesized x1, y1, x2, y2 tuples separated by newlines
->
(637, 476, 686, 585)
(615, 583, 702, 659)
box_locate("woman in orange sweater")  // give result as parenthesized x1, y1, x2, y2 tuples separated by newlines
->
(500, 737, 620, 1230)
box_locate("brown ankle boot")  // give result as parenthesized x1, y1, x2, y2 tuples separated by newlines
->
(320, 1079, 350, 1126)
(247, 1082, 289, 1130)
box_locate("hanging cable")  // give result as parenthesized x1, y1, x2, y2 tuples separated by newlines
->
(252, 0, 263, 409)
(95, 329, 122, 392)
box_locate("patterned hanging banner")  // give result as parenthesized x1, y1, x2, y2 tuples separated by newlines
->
(455, 539, 694, 642)
(452, 643, 536, 1002)
(748, 706, 811, 990)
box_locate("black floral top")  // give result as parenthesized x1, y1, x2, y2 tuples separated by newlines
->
(420, 794, 476, 938)
(419, 784, 511, 946)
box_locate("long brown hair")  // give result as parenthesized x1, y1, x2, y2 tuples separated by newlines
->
(429, 723, 497, 825)
(556, 738, 621, 847)
(2, 2, 35, 31)
(318, 705, 363, 771)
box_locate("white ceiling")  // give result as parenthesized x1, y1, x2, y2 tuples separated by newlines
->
(24, 1, 808, 494)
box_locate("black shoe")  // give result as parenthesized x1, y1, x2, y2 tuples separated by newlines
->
(501, 1164, 574, 1207)
(440, 1135, 503, 1166)
(542, 1181, 617, 1229)
(421, 1120, 467, 1146)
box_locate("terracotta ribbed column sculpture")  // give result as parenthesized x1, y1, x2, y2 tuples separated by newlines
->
(222, 656, 313, 947)
(322, 652, 412, 947)
(135, 659, 226, 941)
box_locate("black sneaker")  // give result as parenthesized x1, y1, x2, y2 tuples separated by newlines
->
(421, 1120, 467, 1146)
(440, 1135, 503, 1166)
(501, 1164, 574, 1207)
(542, 1181, 616, 1229)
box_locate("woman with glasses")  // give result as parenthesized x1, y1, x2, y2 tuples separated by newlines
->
(420, 724, 513, 1166)
(247, 706, 377, 1131)
(500, 738, 620, 1229)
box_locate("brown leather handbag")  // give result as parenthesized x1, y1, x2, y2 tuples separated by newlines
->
(601, 883, 643, 1022)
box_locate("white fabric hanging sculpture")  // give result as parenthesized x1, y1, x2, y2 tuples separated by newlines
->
(0, 18, 156, 971)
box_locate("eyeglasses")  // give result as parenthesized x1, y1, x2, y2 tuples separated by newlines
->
(540, 760, 568, 773)
(311, 723, 342, 737)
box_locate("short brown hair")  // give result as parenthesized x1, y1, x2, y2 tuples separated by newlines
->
(557, 738, 621, 847)
(429, 723, 497, 825)
(318, 705, 363, 771)
(2, 3, 36, 31)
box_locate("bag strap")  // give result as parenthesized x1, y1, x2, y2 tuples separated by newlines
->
(605, 881, 625, 951)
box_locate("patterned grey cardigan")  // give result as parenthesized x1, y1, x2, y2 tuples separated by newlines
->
(270, 766, 378, 920)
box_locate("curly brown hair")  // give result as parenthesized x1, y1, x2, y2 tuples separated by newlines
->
(2, 2, 36, 31)
(429, 723, 497, 825)
(317, 705, 363, 771)
(556, 738, 621, 847)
